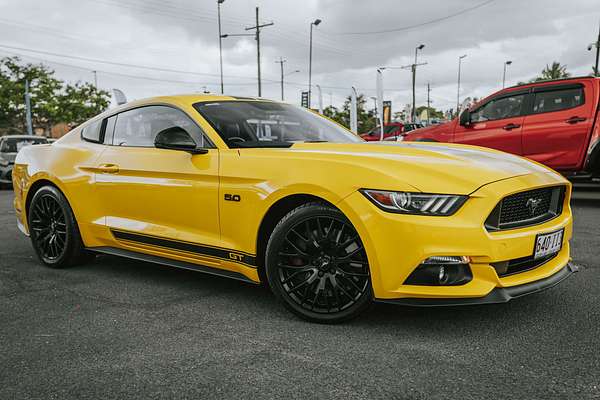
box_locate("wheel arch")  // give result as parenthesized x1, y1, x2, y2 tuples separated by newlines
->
(255, 193, 337, 282)
(23, 176, 71, 232)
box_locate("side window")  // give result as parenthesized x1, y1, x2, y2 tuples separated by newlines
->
(113, 106, 208, 148)
(532, 87, 584, 114)
(81, 119, 103, 143)
(471, 94, 525, 122)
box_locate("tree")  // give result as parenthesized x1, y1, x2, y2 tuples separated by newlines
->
(415, 106, 444, 120)
(322, 94, 377, 133)
(532, 62, 570, 82)
(0, 57, 110, 136)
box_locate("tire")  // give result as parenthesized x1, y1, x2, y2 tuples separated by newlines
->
(265, 202, 372, 323)
(28, 185, 94, 268)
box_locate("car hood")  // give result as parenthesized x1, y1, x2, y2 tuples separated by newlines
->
(285, 141, 557, 194)
(405, 121, 450, 137)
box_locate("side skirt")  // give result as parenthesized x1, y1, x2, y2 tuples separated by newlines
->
(88, 246, 259, 285)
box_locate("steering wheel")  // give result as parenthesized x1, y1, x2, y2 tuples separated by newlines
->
(227, 136, 246, 143)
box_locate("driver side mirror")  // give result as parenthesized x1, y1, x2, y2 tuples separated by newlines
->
(154, 126, 208, 154)
(459, 109, 471, 127)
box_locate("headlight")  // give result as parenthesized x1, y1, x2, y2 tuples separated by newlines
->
(360, 190, 467, 216)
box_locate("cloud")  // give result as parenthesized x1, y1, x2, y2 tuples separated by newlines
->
(1, 0, 598, 113)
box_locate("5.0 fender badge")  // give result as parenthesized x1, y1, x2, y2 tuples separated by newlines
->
(224, 194, 241, 202)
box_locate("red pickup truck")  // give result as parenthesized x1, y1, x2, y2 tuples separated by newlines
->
(404, 77, 600, 178)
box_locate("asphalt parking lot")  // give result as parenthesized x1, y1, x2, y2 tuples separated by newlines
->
(1, 186, 599, 400)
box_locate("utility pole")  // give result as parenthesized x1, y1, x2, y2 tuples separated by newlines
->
(25, 79, 33, 135)
(276, 57, 286, 101)
(426, 82, 431, 126)
(245, 7, 274, 97)
(457, 54, 467, 115)
(92, 70, 98, 88)
(275, 58, 299, 102)
(217, 0, 225, 94)
(308, 18, 322, 108)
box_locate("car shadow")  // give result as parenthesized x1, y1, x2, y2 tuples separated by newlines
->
(77, 253, 575, 334)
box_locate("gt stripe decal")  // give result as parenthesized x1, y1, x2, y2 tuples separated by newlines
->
(111, 230, 257, 268)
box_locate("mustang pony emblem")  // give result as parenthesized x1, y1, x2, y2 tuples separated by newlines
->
(526, 197, 543, 216)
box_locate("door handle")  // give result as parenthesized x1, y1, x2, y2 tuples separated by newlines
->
(502, 123, 521, 130)
(566, 116, 586, 124)
(97, 163, 119, 173)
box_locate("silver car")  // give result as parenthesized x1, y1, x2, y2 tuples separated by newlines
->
(0, 135, 48, 188)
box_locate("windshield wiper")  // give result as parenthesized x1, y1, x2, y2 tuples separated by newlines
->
(303, 140, 328, 143)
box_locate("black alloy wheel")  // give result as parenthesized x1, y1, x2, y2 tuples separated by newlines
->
(28, 186, 93, 268)
(30, 193, 68, 261)
(266, 202, 372, 323)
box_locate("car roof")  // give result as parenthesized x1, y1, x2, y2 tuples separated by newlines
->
(505, 76, 599, 91)
(90, 94, 276, 124)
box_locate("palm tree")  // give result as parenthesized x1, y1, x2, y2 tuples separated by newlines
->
(533, 62, 571, 82)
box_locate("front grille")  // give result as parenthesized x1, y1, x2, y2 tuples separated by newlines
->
(491, 253, 557, 277)
(485, 186, 565, 231)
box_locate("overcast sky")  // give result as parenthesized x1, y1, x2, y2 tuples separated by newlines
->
(1, 0, 599, 112)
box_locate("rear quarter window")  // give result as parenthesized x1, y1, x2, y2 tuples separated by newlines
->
(532, 87, 584, 114)
(81, 119, 103, 143)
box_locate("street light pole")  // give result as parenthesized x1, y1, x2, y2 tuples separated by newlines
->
(308, 18, 322, 108)
(92, 70, 98, 88)
(370, 96, 378, 125)
(588, 20, 600, 77)
(502, 60, 512, 88)
(412, 44, 425, 123)
(25, 79, 33, 135)
(457, 54, 467, 115)
(217, 0, 225, 94)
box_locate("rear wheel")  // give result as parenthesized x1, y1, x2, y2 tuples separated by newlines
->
(28, 186, 93, 268)
(265, 202, 372, 323)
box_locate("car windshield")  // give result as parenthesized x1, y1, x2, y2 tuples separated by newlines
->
(194, 101, 362, 148)
(1, 137, 47, 153)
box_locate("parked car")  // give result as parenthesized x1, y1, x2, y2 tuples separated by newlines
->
(403, 77, 600, 179)
(402, 122, 424, 132)
(360, 122, 404, 141)
(0, 135, 48, 188)
(13, 95, 574, 322)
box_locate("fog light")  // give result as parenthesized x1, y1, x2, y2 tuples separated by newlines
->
(404, 256, 472, 286)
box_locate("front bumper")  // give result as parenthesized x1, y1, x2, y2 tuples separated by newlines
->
(376, 262, 578, 306)
(337, 172, 574, 302)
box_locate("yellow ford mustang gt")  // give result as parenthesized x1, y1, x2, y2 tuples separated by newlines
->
(13, 95, 576, 323)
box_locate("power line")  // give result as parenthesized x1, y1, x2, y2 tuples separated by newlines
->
(85, 0, 352, 57)
(322, 0, 497, 35)
(0, 43, 276, 82)
(0, 50, 273, 87)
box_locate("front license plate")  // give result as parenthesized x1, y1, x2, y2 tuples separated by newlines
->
(534, 229, 564, 259)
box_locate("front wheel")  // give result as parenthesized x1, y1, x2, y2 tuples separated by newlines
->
(265, 202, 372, 323)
